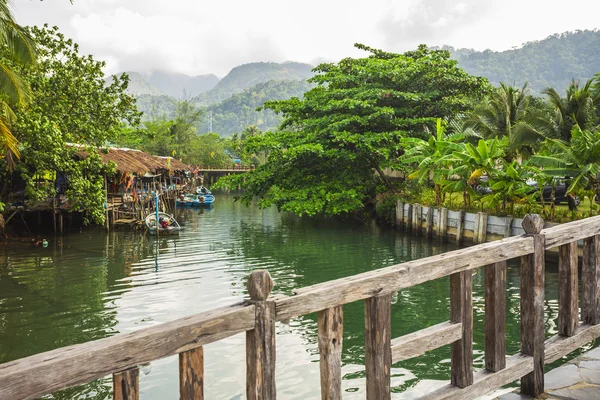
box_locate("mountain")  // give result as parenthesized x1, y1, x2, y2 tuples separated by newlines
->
(199, 79, 315, 135)
(148, 71, 219, 98)
(119, 71, 163, 96)
(194, 61, 314, 105)
(450, 30, 600, 94)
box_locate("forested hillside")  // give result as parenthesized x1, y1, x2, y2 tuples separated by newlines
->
(198, 79, 314, 135)
(194, 61, 313, 105)
(452, 30, 600, 93)
(148, 71, 219, 98)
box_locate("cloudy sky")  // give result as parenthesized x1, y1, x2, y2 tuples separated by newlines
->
(15, 0, 600, 77)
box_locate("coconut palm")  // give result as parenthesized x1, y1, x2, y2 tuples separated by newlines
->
(543, 79, 599, 142)
(457, 83, 542, 160)
(530, 124, 600, 215)
(0, 0, 37, 163)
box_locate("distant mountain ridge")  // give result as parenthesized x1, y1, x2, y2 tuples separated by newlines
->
(148, 71, 219, 98)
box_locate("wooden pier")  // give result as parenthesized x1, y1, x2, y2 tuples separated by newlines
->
(2, 214, 600, 399)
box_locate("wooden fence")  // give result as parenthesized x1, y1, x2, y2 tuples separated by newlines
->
(1, 214, 600, 399)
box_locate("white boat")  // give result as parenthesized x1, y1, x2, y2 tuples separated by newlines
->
(145, 212, 181, 235)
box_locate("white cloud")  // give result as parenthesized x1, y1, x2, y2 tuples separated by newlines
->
(13, 0, 600, 76)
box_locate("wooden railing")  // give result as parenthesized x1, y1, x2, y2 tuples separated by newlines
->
(2, 214, 600, 400)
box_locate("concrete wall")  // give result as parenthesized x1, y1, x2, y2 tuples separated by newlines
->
(395, 200, 558, 245)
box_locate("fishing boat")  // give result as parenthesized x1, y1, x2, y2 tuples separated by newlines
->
(177, 193, 215, 207)
(196, 186, 212, 195)
(145, 212, 181, 235)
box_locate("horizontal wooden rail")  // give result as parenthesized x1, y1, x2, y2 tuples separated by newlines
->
(545, 324, 600, 363)
(423, 354, 534, 400)
(0, 303, 254, 400)
(391, 321, 462, 363)
(275, 235, 533, 321)
(542, 214, 600, 248)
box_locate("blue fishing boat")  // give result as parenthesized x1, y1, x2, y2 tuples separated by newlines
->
(177, 193, 215, 207)
(196, 186, 212, 195)
(145, 212, 181, 235)
(196, 193, 215, 206)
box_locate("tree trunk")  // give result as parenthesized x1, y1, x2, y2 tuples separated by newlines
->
(374, 165, 396, 194)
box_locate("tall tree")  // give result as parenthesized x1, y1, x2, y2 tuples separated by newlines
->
(0, 0, 37, 164)
(217, 44, 489, 216)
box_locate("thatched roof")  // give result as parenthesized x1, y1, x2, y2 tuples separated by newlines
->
(75, 146, 190, 174)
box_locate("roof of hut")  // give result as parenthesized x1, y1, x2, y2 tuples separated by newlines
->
(74, 146, 190, 174)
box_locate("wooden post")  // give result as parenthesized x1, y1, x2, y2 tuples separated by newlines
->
(485, 261, 506, 372)
(416, 204, 423, 235)
(318, 306, 343, 400)
(520, 214, 545, 397)
(246, 270, 276, 400)
(439, 207, 448, 242)
(478, 212, 488, 243)
(455, 210, 464, 246)
(364, 293, 392, 400)
(504, 216, 513, 238)
(396, 201, 404, 228)
(113, 367, 139, 400)
(53, 197, 57, 233)
(558, 242, 578, 336)
(450, 270, 473, 388)
(406, 204, 413, 233)
(473, 212, 481, 244)
(583, 235, 600, 324)
(426, 207, 434, 239)
(412, 204, 419, 234)
(104, 175, 110, 233)
(179, 347, 204, 400)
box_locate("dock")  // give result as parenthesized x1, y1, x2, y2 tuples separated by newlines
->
(1, 213, 600, 399)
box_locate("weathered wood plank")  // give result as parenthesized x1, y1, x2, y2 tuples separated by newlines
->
(478, 212, 488, 244)
(406, 204, 413, 233)
(583, 236, 600, 324)
(520, 215, 545, 397)
(246, 271, 276, 400)
(421, 354, 533, 400)
(450, 271, 473, 388)
(113, 368, 139, 400)
(275, 235, 533, 321)
(558, 241, 579, 336)
(545, 324, 600, 363)
(542, 214, 600, 248)
(426, 207, 434, 239)
(485, 261, 506, 372)
(364, 293, 392, 400)
(396, 201, 404, 228)
(439, 207, 448, 241)
(455, 210, 464, 245)
(0, 303, 254, 400)
(179, 347, 204, 400)
(391, 321, 462, 363)
(318, 306, 343, 400)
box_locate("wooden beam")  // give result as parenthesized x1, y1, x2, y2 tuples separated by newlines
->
(426, 207, 434, 239)
(0, 303, 254, 400)
(113, 368, 139, 400)
(275, 235, 533, 321)
(391, 321, 462, 363)
(485, 261, 506, 372)
(246, 271, 276, 400)
(422, 354, 533, 400)
(545, 323, 600, 363)
(450, 270, 473, 388)
(520, 215, 545, 397)
(364, 293, 392, 400)
(583, 236, 600, 324)
(179, 347, 204, 400)
(318, 306, 344, 400)
(558, 242, 579, 336)
(542, 214, 600, 248)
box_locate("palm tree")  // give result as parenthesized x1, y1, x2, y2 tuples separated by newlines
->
(530, 124, 600, 216)
(543, 79, 599, 142)
(458, 83, 538, 159)
(0, 0, 37, 165)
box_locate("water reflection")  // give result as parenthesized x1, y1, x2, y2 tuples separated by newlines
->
(0, 196, 596, 399)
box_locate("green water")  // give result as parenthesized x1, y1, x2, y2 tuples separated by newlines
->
(0, 195, 593, 399)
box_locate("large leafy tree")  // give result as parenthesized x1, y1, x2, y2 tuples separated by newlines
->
(0, 0, 37, 163)
(218, 44, 489, 216)
(5, 25, 140, 223)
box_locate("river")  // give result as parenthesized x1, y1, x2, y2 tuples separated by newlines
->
(0, 195, 594, 399)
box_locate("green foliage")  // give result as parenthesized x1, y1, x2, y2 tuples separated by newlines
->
(218, 44, 488, 216)
(452, 30, 600, 94)
(7, 25, 140, 224)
